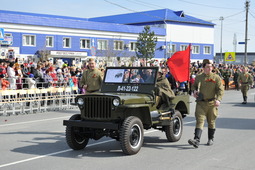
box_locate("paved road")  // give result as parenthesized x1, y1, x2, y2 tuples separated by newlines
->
(0, 89, 255, 170)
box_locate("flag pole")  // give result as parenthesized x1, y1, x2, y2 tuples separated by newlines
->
(187, 44, 191, 82)
(187, 44, 191, 94)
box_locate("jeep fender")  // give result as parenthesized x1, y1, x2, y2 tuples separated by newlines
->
(121, 104, 152, 129)
(171, 95, 190, 116)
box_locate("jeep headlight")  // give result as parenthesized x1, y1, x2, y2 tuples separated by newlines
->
(113, 98, 120, 107)
(77, 98, 84, 105)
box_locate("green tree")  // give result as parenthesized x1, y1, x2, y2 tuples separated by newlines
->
(136, 25, 157, 65)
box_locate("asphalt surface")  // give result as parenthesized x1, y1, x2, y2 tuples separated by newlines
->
(0, 88, 255, 170)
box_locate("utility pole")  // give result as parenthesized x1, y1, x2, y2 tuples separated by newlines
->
(233, 33, 237, 52)
(244, 0, 249, 65)
(219, 16, 224, 64)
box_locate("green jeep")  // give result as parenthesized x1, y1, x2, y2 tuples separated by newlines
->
(63, 67, 190, 155)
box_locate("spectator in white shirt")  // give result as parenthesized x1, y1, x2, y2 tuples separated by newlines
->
(7, 62, 16, 89)
(27, 74, 36, 89)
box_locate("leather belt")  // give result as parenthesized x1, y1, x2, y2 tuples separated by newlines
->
(201, 98, 215, 102)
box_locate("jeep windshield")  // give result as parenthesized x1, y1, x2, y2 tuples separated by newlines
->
(101, 67, 158, 95)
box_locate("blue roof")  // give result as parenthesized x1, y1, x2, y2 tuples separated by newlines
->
(89, 9, 214, 26)
(0, 10, 166, 35)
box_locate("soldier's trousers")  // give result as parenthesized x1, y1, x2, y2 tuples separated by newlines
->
(240, 85, 249, 97)
(195, 101, 218, 129)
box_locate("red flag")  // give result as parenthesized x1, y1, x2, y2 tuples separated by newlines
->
(167, 44, 191, 82)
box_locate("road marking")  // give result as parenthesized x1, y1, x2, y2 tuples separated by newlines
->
(0, 149, 72, 168)
(0, 116, 70, 127)
(185, 120, 196, 124)
(0, 120, 196, 168)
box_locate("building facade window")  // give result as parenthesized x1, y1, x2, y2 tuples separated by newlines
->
(63, 37, 71, 48)
(80, 38, 90, 49)
(4, 33, 12, 37)
(169, 44, 176, 53)
(130, 42, 136, 51)
(97, 40, 108, 50)
(114, 40, 124, 50)
(22, 35, 36, 46)
(180, 45, 188, 51)
(204, 46, 211, 54)
(80, 39, 91, 49)
(192, 45, 200, 54)
(46, 36, 54, 47)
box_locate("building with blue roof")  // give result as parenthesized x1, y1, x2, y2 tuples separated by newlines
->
(89, 9, 214, 26)
(90, 9, 215, 62)
(0, 8, 214, 66)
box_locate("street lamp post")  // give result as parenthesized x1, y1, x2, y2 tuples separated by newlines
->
(244, 0, 250, 65)
(219, 16, 224, 64)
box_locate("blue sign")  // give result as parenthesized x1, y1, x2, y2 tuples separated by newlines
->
(0, 36, 13, 45)
(0, 28, 4, 40)
(238, 42, 245, 44)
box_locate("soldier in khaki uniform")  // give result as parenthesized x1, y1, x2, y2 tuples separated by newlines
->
(237, 67, 253, 104)
(188, 59, 224, 148)
(222, 66, 231, 90)
(80, 58, 103, 93)
(155, 68, 175, 110)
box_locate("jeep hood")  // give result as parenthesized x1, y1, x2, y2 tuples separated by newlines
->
(92, 92, 153, 104)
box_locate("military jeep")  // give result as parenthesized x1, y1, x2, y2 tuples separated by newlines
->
(63, 67, 190, 155)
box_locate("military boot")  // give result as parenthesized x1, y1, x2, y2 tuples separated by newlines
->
(242, 96, 247, 104)
(188, 128, 202, 148)
(207, 128, 215, 146)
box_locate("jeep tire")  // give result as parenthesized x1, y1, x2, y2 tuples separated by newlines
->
(66, 114, 89, 150)
(120, 116, 144, 155)
(165, 111, 183, 142)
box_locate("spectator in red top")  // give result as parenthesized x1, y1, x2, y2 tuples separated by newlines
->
(0, 74, 10, 90)
(71, 72, 78, 94)
(49, 66, 57, 86)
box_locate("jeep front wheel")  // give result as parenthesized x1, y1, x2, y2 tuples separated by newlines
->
(165, 111, 183, 142)
(66, 114, 89, 150)
(120, 116, 144, 155)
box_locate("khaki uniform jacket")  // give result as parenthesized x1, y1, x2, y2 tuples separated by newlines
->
(192, 73, 224, 101)
(80, 68, 103, 92)
(156, 76, 175, 98)
(237, 72, 253, 86)
(222, 69, 231, 80)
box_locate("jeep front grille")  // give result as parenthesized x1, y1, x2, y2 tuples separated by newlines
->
(83, 96, 113, 119)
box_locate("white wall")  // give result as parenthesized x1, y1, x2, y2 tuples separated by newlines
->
(166, 24, 214, 44)
(0, 23, 166, 41)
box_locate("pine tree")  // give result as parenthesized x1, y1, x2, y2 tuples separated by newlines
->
(136, 25, 157, 65)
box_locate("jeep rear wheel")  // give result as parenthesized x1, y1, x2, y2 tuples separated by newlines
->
(120, 116, 144, 155)
(66, 114, 89, 150)
(165, 111, 183, 142)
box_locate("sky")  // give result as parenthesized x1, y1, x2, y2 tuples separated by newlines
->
(1, 0, 254, 54)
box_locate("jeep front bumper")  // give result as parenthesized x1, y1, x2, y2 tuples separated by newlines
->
(63, 120, 119, 130)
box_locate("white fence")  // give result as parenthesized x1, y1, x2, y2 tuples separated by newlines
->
(0, 87, 79, 116)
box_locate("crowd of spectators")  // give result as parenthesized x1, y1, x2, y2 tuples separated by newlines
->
(0, 59, 84, 92)
(0, 58, 255, 93)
